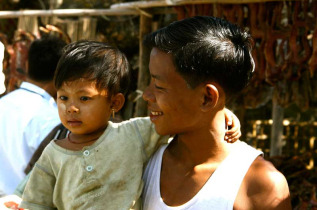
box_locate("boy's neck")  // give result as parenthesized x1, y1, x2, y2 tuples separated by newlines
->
(167, 109, 230, 164)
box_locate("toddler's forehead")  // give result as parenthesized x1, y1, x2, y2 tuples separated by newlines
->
(58, 79, 109, 95)
(61, 78, 97, 88)
(58, 79, 93, 92)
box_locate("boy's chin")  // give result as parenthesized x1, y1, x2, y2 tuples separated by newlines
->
(154, 126, 175, 137)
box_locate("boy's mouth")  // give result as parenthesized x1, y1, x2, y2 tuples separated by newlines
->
(150, 111, 163, 116)
(149, 111, 163, 122)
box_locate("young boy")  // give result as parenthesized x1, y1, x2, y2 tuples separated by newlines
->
(142, 16, 291, 209)
(20, 40, 240, 210)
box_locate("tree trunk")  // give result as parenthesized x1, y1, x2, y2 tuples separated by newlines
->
(134, 13, 152, 117)
(270, 95, 284, 156)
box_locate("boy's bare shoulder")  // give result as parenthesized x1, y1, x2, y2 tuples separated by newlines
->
(235, 156, 292, 210)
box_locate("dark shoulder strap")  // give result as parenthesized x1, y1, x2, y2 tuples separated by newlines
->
(24, 123, 68, 174)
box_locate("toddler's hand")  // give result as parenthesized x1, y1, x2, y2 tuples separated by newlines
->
(224, 108, 241, 143)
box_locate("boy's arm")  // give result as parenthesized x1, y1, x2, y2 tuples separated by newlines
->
(224, 108, 241, 143)
(235, 156, 292, 209)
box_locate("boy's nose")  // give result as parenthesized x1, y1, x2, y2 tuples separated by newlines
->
(142, 84, 155, 103)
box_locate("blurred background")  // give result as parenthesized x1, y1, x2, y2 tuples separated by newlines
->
(0, 0, 317, 208)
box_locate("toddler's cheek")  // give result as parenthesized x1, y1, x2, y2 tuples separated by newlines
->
(58, 103, 67, 115)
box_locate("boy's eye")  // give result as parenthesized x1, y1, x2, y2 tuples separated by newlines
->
(155, 84, 165, 90)
(80, 96, 91, 101)
(59, 96, 68, 101)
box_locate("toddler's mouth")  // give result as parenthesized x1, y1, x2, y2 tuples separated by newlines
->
(67, 120, 82, 127)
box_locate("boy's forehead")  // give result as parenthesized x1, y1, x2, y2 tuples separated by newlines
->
(150, 47, 160, 56)
(150, 48, 175, 74)
(150, 47, 172, 60)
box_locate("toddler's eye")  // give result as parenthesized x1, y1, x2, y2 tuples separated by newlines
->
(59, 96, 67, 101)
(80, 96, 90, 101)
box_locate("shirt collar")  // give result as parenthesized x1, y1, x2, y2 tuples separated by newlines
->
(20, 82, 56, 106)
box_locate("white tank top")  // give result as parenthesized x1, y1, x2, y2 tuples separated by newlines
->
(142, 141, 263, 210)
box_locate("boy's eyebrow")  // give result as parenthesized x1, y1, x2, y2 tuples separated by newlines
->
(150, 73, 164, 81)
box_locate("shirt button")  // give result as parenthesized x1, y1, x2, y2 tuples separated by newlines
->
(83, 150, 90, 156)
(86, 166, 93, 172)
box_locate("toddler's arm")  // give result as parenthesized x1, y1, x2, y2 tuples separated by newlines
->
(19, 150, 56, 210)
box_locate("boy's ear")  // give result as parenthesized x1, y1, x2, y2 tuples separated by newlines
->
(111, 93, 125, 112)
(201, 84, 219, 112)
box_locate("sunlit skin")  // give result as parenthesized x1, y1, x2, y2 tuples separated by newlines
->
(55, 78, 124, 150)
(143, 47, 235, 203)
(143, 48, 238, 139)
(143, 48, 209, 137)
(143, 48, 292, 209)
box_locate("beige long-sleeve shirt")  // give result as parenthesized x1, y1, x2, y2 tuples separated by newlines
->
(20, 117, 169, 210)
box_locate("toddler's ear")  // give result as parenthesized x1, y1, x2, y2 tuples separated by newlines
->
(111, 93, 125, 112)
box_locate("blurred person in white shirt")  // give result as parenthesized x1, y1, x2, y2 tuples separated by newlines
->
(0, 37, 66, 195)
(0, 41, 5, 95)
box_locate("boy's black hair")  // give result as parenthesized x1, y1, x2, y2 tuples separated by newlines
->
(54, 40, 130, 96)
(144, 16, 255, 100)
(28, 37, 67, 82)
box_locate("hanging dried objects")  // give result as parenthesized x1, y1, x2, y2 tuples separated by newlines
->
(174, 0, 317, 110)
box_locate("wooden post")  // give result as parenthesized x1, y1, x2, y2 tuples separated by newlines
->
(134, 13, 152, 117)
(270, 94, 284, 156)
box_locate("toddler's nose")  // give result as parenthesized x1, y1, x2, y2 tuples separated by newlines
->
(67, 105, 79, 113)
